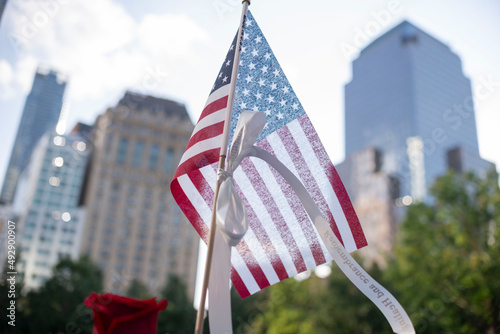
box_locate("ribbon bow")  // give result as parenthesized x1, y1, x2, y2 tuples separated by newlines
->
(208, 111, 266, 334)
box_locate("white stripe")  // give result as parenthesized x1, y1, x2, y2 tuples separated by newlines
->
(266, 132, 333, 261)
(178, 134, 223, 166)
(234, 165, 299, 278)
(201, 166, 280, 289)
(191, 108, 226, 138)
(204, 84, 230, 107)
(177, 174, 212, 226)
(231, 249, 261, 295)
(199, 165, 263, 293)
(287, 120, 358, 252)
(250, 156, 318, 270)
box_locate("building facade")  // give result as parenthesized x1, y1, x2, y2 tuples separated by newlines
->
(80, 92, 198, 299)
(1, 69, 66, 203)
(344, 21, 493, 202)
(14, 127, 90, 289)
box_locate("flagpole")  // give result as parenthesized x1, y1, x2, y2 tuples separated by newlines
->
(194, 1, 250, 333)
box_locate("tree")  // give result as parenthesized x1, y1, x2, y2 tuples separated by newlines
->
(157, 274, 197, 334)
(385, 171, 500, 333)
(126, 279, 152, 300)
(24, 255, 103, 334)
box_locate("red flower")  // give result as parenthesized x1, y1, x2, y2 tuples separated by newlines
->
(84, 293, 167, 334)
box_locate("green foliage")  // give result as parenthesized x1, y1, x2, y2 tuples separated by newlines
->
(386, 171, 500, 333)
(126, 278, 152, 300)
(157, 274, 197, 334)
(24, 255, 103, 334)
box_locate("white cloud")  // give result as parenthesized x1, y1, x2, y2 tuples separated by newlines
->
(3, 0, 210, 104)
(138, 14, 210, 58)
(0, 59, 14, 100)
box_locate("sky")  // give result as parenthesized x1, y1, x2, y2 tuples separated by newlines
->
(1, 0, 499, 193)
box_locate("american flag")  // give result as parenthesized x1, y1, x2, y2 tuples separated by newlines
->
(171, 10, 367, 298)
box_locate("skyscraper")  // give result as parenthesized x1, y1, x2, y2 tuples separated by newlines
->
(1, 68, 66, 203)
(80, 92, 198, 299)
(344, 21, 493, 201)
(338, 21, 494, 266)
(14, 125, 90, 289)
(0, 0, 7, 25)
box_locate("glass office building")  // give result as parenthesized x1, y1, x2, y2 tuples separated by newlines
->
(14, 127, 90, 289)
(344, 21, 494, 200)
(1, 69, 66, 203)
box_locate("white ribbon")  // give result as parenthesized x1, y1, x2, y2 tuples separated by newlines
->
(209, 110, 415, 334)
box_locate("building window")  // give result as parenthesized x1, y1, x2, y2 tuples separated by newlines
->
(148, 144, 160, 170)
(132, 141, 144, 167)
(117, 137, 129, 164)
(163, 147, 175, 173)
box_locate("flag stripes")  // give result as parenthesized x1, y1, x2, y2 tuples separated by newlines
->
(172, 115, 366, 297)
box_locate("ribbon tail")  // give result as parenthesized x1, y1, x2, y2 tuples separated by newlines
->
(209, 228, 233, 334)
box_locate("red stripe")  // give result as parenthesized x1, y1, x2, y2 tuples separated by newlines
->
(174, 148, 220, 179)
(234, 240, 270, 290)
(185, 121, 224, 151)
(188, 168, 215, 208)
(276, 124, 345, 248)
(259, 138, 327, 267)
(232, 179, 289, 282)
(239, 158, 308, 274)
(298, 115, 367, 249)
(231, 268, 250, 299)
(170, 178, 209, 242)
(198, 95, 228, 121)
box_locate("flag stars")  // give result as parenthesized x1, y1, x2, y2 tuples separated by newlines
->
(270, 83, 277, 90)
(258, 78, 266, 87)
(292, 102, 299, 110)
(230, 44, 235, 51)
(276, 112, 284, 120)
(255, 92, 262, 100)
(240, 101, 247, 109)
(243, 32, 249, 40)
(251, 49, 259, 57)
(245, 18, 253, 26)
(226, 59, 231, 67)
(266, 95, 275, 103)
(255, 36, 262, 43)
(222, 76, 228, 83)
(273, 69, 280, 77)
(280, 99, 287, 107)
(245, 75, 253, 83)
(242, 89, 250, 96)
(252, 105, 259, 112)
(248, 63, 256, 70)
(264, 109, 271, 116)
(241, 46, 247, 53)
(218, 72, 223, 78)
(282, 86, 290, 94)
(261, 65, 268, 73)
(264, 53, 271, 60)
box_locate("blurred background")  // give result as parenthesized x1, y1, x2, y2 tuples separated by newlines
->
(0, 0, 499, 333)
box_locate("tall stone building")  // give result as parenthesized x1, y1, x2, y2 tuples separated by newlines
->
(81, 92, 198, 299)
